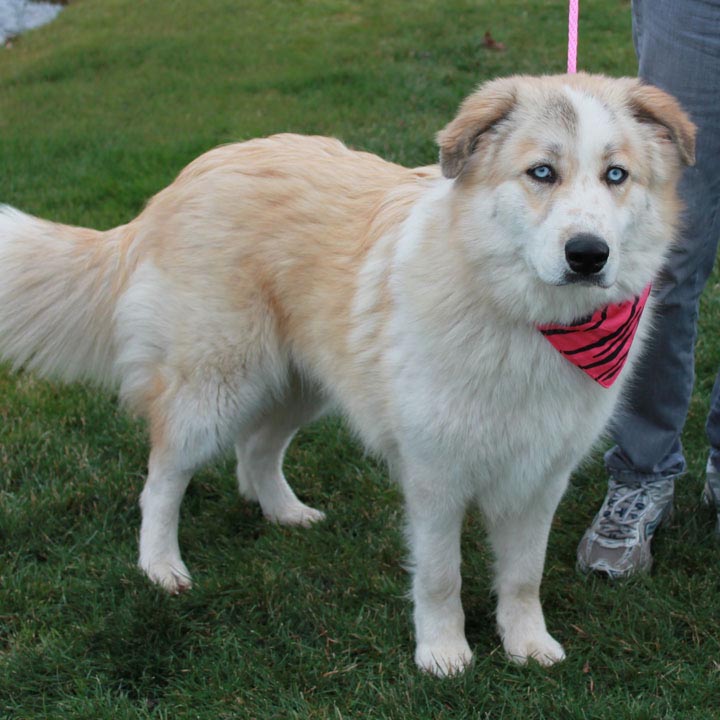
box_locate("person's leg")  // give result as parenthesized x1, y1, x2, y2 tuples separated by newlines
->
(703, 371, 720, 532)
(705, 372, 720, 473)
(578, 0, 720, 576)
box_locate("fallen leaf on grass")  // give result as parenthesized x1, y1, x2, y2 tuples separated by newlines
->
(483, 31, 506, 51)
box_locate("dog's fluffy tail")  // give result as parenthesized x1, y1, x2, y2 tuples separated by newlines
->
(0, 205, 132, 387)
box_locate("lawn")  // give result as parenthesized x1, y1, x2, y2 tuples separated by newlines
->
(1, 1, 719, 718)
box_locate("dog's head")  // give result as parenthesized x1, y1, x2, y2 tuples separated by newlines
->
(436, 73, 695, 323)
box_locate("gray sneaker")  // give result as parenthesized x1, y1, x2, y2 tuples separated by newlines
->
(577, 478, 674, 579)
(702, 458, 720, 535)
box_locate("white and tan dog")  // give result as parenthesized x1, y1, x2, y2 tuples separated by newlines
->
(0, 73, 694, 675)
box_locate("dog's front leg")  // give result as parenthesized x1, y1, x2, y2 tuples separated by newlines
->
(484, 477, 568, 666)
(404, 468, 471, 676)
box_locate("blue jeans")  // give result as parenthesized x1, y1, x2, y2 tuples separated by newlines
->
(605, 0, 720, 482)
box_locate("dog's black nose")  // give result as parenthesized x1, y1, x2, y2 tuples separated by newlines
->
(564, 234, 609, 275)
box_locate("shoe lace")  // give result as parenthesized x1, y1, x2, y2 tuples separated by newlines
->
(596, 485, 649, 540)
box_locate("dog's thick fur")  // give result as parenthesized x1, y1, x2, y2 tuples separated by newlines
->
(0, 73, 695, 675)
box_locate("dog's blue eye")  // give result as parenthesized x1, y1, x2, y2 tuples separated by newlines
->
(528, 165, 556, 183)
(606, 166, 628, 185)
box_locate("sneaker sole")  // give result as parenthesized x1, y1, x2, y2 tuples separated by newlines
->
(575, 556, 653, 580)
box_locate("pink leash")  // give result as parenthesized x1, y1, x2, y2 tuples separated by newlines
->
(567, 0, 579, 73)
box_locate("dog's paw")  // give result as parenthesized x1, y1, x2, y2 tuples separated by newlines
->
(265, 501, 326, 528)
(415, 639, 473, 677)
(503, 630, 566, 667)
(140, 557, 193, 595)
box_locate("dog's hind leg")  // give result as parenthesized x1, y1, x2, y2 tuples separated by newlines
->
(236, 384, 328, 527)
(138, 446, 194, 594)
(484, 474, 569, 666)
(137, 374, 242, 594)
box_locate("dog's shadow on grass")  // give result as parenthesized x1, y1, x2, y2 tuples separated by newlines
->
(83, 583, 203, 706)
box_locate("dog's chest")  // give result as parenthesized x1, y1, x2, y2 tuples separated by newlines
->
(389, 319, 621, 484)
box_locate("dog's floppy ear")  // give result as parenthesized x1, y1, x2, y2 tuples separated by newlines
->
(629, 83, 696, 166)
(437, 77, 518, 179)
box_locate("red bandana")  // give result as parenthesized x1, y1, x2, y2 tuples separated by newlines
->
(538, 285, 652, 388)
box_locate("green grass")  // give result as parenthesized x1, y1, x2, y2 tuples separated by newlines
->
(1, 0, 719, 717)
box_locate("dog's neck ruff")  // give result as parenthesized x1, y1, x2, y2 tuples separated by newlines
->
(538, 284, 652, 388)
